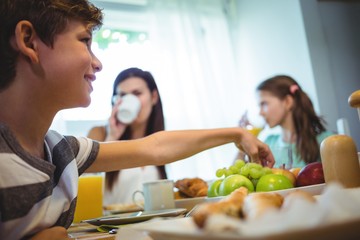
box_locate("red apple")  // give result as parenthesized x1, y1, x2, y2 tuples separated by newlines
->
(296, 162, 325, 187)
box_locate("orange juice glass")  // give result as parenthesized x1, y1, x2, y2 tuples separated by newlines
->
(73, 173, 104, 223)
(246, 126, 262, 137)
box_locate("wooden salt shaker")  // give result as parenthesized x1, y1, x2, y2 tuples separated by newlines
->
(320, 89, 360, 188)
(320, 135, 360, 188)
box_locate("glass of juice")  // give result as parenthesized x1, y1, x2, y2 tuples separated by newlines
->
(73, 173, 104, 223)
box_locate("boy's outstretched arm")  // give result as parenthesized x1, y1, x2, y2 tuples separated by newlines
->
(87, 128, 274, 172)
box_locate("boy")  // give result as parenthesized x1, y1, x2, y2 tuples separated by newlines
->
(0, 0, 274, 239)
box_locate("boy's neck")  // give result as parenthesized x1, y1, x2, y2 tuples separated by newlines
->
(0, 97, 54, 160)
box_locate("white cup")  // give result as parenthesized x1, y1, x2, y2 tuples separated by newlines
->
(132, 180, 175, 211)
(116, 94, 141, 124)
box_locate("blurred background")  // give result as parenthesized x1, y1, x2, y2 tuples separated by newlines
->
(50, 0, 360, 181)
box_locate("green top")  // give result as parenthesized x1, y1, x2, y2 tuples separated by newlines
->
(263, 131, 334, 169)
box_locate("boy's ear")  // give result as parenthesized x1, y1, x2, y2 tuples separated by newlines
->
(13, 20, 40, 63)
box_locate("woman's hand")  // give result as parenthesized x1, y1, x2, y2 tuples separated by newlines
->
(30, 226, 69, 240)
(106, 100, 127, 141)
(235, 130, 275, 168)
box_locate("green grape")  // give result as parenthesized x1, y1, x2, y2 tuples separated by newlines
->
(233, 159, 246, 169)
(263, 167, 273, 175)
(240, 165, 250, 177)
(247, 162, 263, 170)
(258, 168, 266, 178)
(249, 168, 262, 179)
(229, 165, 240, 174)
(224, 169, 233, 177)
(216, 168, 226, 178)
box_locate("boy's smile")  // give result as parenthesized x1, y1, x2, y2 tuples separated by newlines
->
(37, 20, 102, 109)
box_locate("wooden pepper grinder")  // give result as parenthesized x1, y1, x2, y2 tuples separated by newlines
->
(348, 89, 360, 119)
(349, 89, 360, 163)
(320, 90, 360, 188)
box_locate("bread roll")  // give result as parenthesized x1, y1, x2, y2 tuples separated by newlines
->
(192, 187, 248, 228)
(242, 192, 283, 220)
(281, 190, 316, 210)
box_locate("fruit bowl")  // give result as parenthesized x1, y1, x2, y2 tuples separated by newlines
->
(205, 183, 326, 203)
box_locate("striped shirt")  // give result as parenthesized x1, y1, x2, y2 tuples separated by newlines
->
(0, 123, 99, 239)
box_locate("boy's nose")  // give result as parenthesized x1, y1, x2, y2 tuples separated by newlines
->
(92, 54, 102, 72)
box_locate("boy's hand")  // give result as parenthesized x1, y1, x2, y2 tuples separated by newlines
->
(236, 130, 275, 168)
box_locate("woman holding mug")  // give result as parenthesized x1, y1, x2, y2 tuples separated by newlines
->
(87, 67, 167, 205)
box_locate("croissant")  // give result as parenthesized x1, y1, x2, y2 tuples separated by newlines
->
(192, 187, 249, 228)
(175, 178, 208, 198)
(242, 192, 283, 220)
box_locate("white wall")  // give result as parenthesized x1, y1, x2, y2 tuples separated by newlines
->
(233, 0, 360, 149)
(233, 0, 320, 126)
(301, 0, 360, 148)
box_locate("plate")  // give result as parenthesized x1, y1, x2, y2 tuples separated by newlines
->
(175, 197, 206, 211)
(103, 202, 144, 214)
(132, 215, 360, 240)
(82, 208, 187, 226)
(205, 183, 326, 203)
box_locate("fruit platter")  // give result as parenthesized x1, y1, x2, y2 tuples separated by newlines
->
(207, 159, 325, 198)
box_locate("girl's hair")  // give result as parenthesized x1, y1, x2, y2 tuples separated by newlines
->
(0, 0, 103, 90)
(106, 67, 167, 190)
(257, 75, 327, 164)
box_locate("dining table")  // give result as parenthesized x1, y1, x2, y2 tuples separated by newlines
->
(67, 207, 187, 240)
(66, 182, 360, 240)
(67, 222, 116, 240)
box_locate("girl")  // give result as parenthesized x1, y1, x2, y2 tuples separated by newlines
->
(256, 75, 333, 168)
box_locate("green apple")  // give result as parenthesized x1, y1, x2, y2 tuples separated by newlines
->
(218, 174, 254, 196)
(256, 174, 294, 192)
(207, 179, 223, 197)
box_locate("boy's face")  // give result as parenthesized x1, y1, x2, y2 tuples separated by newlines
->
(36, 20, 102, 108)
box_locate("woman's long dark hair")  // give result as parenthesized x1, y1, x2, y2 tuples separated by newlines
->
(257, 75, 327, 164)
(106, 67, 167, 191)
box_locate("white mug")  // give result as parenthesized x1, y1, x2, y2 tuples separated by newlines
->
(117, 94, 141, 124)
(132, 180, 175, 211)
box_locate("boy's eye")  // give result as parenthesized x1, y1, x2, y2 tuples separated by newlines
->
(81, 38, 91, 46)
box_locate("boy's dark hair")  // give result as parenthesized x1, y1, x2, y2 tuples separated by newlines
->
(0, 0, 103, 91)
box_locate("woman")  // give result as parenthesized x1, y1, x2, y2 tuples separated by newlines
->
(255, 75, 333, 169)
(87, 67, 167, 205)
